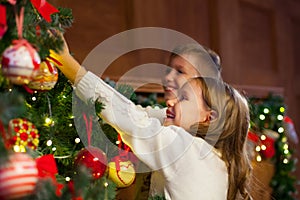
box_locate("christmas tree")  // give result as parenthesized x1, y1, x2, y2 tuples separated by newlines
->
(0, 0, 131, 199)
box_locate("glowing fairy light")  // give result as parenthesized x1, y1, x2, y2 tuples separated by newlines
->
(13, 145, 21, 152)
(45, 117, 53, 126)
(278, 127, 284, 133)
(281, 137, 287, 143)
(277, 115, 283, 121)
(69, 123, 73, 127)
(283, 144, 289, 150)
(259, 114, 266, 120)
(284, 149, 289, 154)
(283, 158, 288, 164)
(263, 108, 270, 114)
(52, 147, 56, 151)
(279, 107, 285, 113)
(261, 145, 267, 150)
(75, 138, 81, 143)
(104, 182, 109, 187)
(32, 96, 37, 101)
(255, 146, 261, 152)
(46, 140, 52, 146)
(256, 155, 262, 162)
(65, 177, 71, 182)
(260, 135, 266, 141)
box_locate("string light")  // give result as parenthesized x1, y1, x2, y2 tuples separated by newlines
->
(46, 140, 52, 146)
(260, 135, 266, 141)
(283, 158, 289, 164)
(261, 145, 267, 150)
(32, 96, 37, 101)
(284, 149, 289, 154)
(259, 114, 265, 120)
(69, 123, 73, 127)
(277, 115, 283, 120)
(279, 107, 285, 113)
(65, 177, 71, 182)
(278, 127, 284, 133)
(255, 146, 261, 152)
(104, 182, 109, 187)
(52, 147, 56, 151)
(45, 117, 54, 126)
(8, 88, 12, 92)
(282, 137, 287, 143)
(75, 138, 81, 143)
(263, 108, 270, 114)
(256, 155, 262, 162)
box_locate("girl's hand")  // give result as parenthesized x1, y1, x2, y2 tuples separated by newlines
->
(50, 31, 81, 84)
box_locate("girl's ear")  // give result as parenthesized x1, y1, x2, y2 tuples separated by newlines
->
(209, 110, 218, 121)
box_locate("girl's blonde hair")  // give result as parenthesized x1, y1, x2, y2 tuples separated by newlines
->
(189, 77, 252, 200)
(170, 44, 222, 79)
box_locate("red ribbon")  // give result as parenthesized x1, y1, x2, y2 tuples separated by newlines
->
(83, 113, 93, 147)
(12, 39, 40, 70)
(36, 154, 58, 181)
(30, 0, 59, 22)
(0, 5, 7, 39)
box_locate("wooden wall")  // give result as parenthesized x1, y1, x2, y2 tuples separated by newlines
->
(51, 0, 300, 199)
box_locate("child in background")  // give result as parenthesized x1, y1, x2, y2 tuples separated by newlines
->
(56, 38, 252, 199)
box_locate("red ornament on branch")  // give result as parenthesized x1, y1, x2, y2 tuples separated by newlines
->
(74, 146, 107, 179)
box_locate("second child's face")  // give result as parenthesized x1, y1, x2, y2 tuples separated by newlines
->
(163, 80, 211, 131)
(162, 54, 200, 101)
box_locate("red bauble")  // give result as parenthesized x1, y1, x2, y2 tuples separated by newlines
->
(0, 153, 39, 200)
(74, 146, 107, 179)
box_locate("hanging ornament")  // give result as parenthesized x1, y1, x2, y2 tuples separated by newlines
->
(28, 59, 58, 91)
(0, 152, 39, 200)
(108, 134, 136, 187)
(1, 40, 41, 85)
(108, 158, 135, 188)
(74, 146, 107, 180)
(1, 6, 40, 85)
(74, 114, 107, 179)
(6, 118, 39, 152)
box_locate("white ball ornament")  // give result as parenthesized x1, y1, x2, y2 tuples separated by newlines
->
(0, 153, 39, 199)
(1, 43, 41, 85)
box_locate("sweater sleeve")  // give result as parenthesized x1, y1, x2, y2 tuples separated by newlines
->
(75, 72, 195, 171)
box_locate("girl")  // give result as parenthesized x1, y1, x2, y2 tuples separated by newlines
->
(57, 44, 252, 199)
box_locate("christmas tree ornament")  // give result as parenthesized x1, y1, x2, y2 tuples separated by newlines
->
(108, 133, 136, 187)
(28, 59, 58, 91)
(0, 5, 7, 39)
(108, 158, 135, 188)
(6, 118, 39, 152)
(74, 146, 107, 179)
(0, 152, 39, 200)
(1, 39, 41, 85)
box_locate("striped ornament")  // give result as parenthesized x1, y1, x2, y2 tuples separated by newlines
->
(0, 153, 38, 200)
